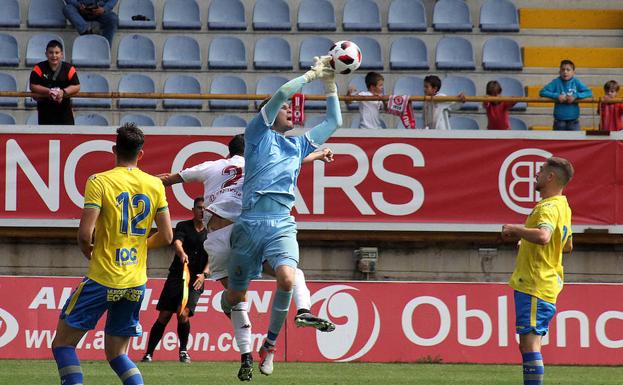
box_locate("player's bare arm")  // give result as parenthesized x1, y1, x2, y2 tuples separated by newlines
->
(502, 224, 552, 245)
(77, 207, 100, 260)
(147, 210, 173, 249)
(302, 148, 334, 164)
(157, 173, 183, 186)
(173, 239, 189, 264)
(563, 236, 573, 254)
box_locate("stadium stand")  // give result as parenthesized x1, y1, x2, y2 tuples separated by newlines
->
(390, 37, 429, 70)
(393, 76, 424, 110)
(162, 36, 202, 69)
(117, 34, 156, 69)
(120, 113, 155, 126)
(351, 37, 383, 70)
(299, 37, 334, 69)
(28, 0, 66, 28)
(118, 0, 156, 29)
(0, 0, 20, 28)
(253, 0, 291, 30)
(509, 116, 528, 130)
(0, 34, 18, 67)
(26, 34, 64, 66)
(302, 80, 326, 109)
(297, 0, 336, 31)
(208, 37, 247, 69)
(212, 114, 246, 127)
(117, 74, 157, 109)
(432, 0, 472, 32)
(254, 37, 292, 69)
(304, 114, 326, 128)
(449, 116, 479, 130)
(479, 0, 519, 32)
(72, 73, 111, 108)
(436, 37, 475, 70)
(0, 111, 15, 124)
(75, 113, 109, 126)
(0, 72, 17, 107)
(351, 115, 386, 128)
(495, 77, 527, 111)
(163, 75, 202, 109)
(255, 76, 288, 108)
(25, 113, 38, 125)
(346, 75, 367, 111)
(209, 75, 248, 109)
(208, 0, 246, 30)
(439, 76, 478, 111)
(388, 0, 427, 31)
(166, 114, 202, 127)
(162, 0, 201, 30)
(482, 37, 523, 70)
(24, 84, 36, 108)
(71, 35, 111, 68)
(343, 0, 382, 31)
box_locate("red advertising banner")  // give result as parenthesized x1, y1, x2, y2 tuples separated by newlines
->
(0, 128, 622, 232)
(0, 276, 621, 364)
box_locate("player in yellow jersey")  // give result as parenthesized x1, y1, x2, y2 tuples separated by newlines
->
(502, 156, 574, 385)
(51, 123, 173, 385)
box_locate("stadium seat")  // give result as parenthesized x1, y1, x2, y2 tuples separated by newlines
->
(0, 34, 18, 67)
(166, 114, 202, 127)
(26, 113, 38, 125)
(255, 75, 288, 108)
(343, 0, 381, 31)
(163, 75, 202, 109)
(393, 76, 424, 110)
(297, 0, 336, 31)
(212, 114, 246, 127)
(299, 37, 333, 69)
(509, 117, 528, 130)
(208, 0, 246, 30)
(253, 0, 290, 30)
(346, 75, 367, 111)
(163, 0, 201, 30)
(25, 84, 36, 108)
(254, 37, 292, 69)
(449, 116, 479, 130)
(209, 76, 248, 109)
(118, 74, 157, 109)
(304, 115, 325, 128)
(75, 113, 109, 126)
(71, 35, 111, 68)
(495, 77, 527, 111)
(480, 0, 519, 32)
(72, 73, 111, 108)
(26, 34, 64, 66)
(351, 37, 383, 70)
(302, 80, 325, 109)
(0, 0, 20, 28)
(118, 0, 156, 29)
(388, 0, 427, 31)
(482, 37, 523, 70)
(0, 112, 15, 124)
(0, 72, 17, 107)
(162, 36, 202, 69)
(117, 35, 156, 69)
(351, 116, 386, 129)
(432, 0, 472, 32)
(28, 0, 66, 28)
(390, 37, 428, 70)
(208, 37, 247, 69)
(439, 76, 478, 110)
(435, 37, 475, 70)
(120, 113, 155, 126)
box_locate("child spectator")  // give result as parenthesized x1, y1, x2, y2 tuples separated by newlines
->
(483, 80, 516, 130)
(346, 72, 385, 128)
(539, 59, 593, 131)
(422, 75, 465, 130)
(598, 80, 623, 131)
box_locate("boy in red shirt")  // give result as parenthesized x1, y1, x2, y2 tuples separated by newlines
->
(598, 80, 623, 131)
(483, 80, 516, 130)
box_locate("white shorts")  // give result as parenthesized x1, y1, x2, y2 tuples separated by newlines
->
(203, 224, 234, 281)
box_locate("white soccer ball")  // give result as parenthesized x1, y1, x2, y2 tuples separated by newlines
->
(329, 40, 362, 75)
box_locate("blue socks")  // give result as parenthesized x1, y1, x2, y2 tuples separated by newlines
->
(109, 354, 144, 385)
(53, 346, 83, 385)
(266, 288, 292, 346)
(522, 352, 544, 385)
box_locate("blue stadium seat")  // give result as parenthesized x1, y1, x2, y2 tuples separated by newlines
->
(254, 37, 292, 69)
(26, 113, 38, 125)
(440, 76, 478, 110)
(351, 37, 383, 70)
(297, 0, 336, 31)
(483, 37, 523, 70)
(390, 37, 428, 70)
(72, 35, 111, 68)
(0, 0, 20, 28)
(509, 117, 528, 130)
(495, 76, 527, 111)
(302, 80, 325, 109)
(26, 34, 64, 66)
(75, 113, 109, 126)
(208, 0, 246, 30)
(209, 76, 248, 109)
(0, 72, 17, 107)
(28, 0, 66, 28)
(393, 76, 424, 110)
(304, 115, 325, 128)
(118, 0, 156, 29)
(436, 37, 475, 70)
(255, 75, 288, 108)
(299, 37, 333, 69)
(346, 75, 367, 111)
(253, 0, 290, 30)
(480, 0, 519, 32)
(164, 75, 202, 109)
(0, 34, 18, 67)
(118, 74, 156, 109)
(212, 114, 246, 127)
(117, 34, 156, 68)
(72, 73, 111, 108)
(166, 114, 202, 127)
(25, 84, 36, 108)
(0, 112, 15, 124)
(208, 37, 247, 69)
(343, 0, 381, 31)
(351, 116, 386, 129)
(388, 0, 427, 31)
(162, 36, 201, 69)
(163, 0, 201, 30)
(120, 113, 155, 126)
(432, 0, 472, 31)
(449, 116, 479, 130)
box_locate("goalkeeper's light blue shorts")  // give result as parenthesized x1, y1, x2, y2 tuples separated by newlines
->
(514, 290, 557, 336)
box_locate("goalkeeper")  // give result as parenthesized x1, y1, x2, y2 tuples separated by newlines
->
(221, 56, 341, 381)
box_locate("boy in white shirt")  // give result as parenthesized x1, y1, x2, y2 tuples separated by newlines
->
(347, 72, 386, 128)
(422, 75, 465, 130)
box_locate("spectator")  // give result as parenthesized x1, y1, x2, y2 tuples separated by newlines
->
(346, 72, 386, 128)
(598, 80, 623, 131)
(483, 80, 516, 130)
(63, 0, 118, 46)
(29, 40, 80, 125)
(422, 75, 465, 130)
(539, 59, 592, 131)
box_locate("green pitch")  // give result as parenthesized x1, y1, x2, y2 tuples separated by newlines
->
(0, 360, 621, 385)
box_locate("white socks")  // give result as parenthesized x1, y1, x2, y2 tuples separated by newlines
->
(231, 301, 252, 354)
(293, 268, 311, 311)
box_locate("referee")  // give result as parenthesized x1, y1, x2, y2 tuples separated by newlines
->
(142, 197, 208, 363)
